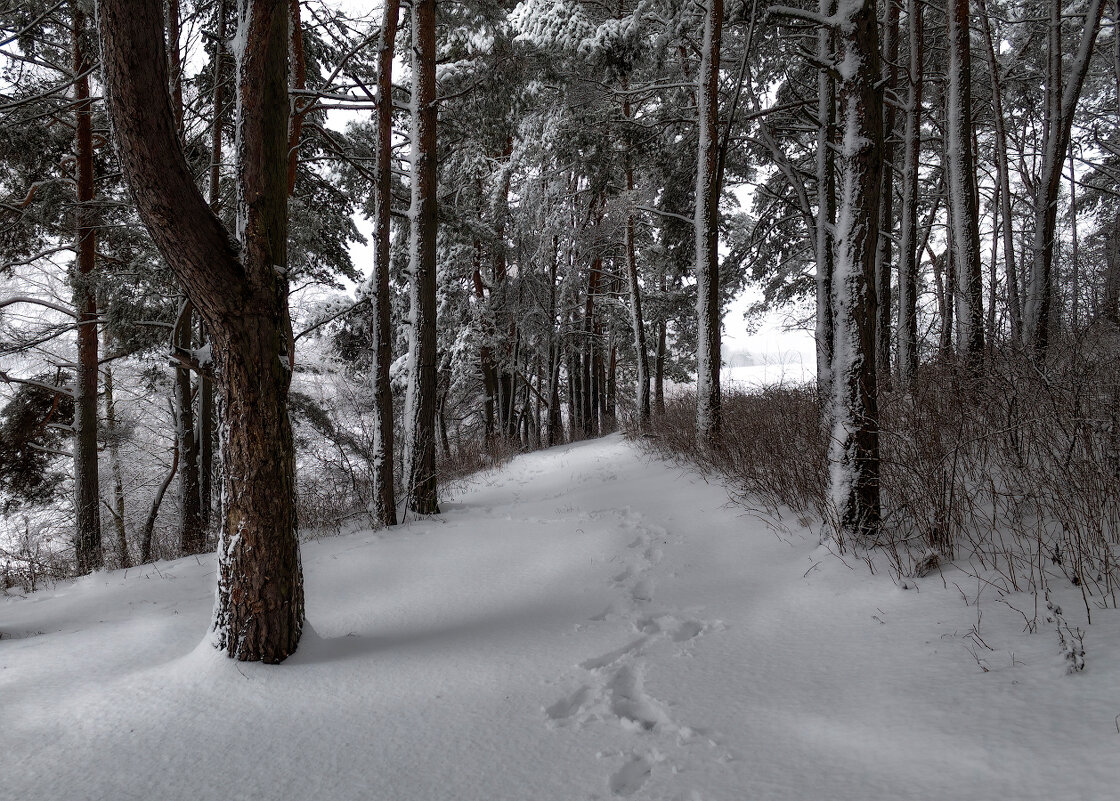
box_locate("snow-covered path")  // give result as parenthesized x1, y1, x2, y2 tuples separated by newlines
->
(3, 434, 1119, 801)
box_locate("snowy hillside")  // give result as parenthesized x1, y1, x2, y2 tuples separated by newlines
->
(3, 435, 1118, 801)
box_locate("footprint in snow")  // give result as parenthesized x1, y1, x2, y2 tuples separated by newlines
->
(609, 753, 655, 797)
(580, 636, 651, 671)
(634, 614, 706, 643)
(608, 664, 671, 733)
(630, 577, 655, 603)
(545, 686, 594, 725)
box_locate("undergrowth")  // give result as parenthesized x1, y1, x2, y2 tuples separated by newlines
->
(640, 335, 1120, 618)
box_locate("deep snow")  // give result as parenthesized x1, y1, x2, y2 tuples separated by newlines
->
(3, 435, 1119, 801)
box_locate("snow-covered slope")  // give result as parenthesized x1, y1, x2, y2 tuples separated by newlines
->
(3, 435, 1118, 800)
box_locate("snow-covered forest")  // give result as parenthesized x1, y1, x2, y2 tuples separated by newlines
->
(3, 0, 1120, 797)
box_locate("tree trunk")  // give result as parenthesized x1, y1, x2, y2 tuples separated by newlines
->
(621, 95, 651, 427)
(286, 0, 307, 195)
(99, 0, 304, 662)
(405, 0, 439, 514)
(1024, 0, 1106, 356)
(167, 0, 184, 135)
(199, 0, 227, 535)
(815, 0, 836, 403)
(140, 435, 178, 564)
(946, 0, 984, 368)
(581, 259, 597, 438)
(978, 0, 1021, 345)
(492, 140, 517, 440)
(695, 0, 723, 443)
(102, 349, 130, 569)
(167, 5, 203, 555)
(547, 236, 564, 445)
(175, 300, 204, 554)
(874, 0, 898, 387)
(654, 271, 666, 415)
(828, 0, 882, 540)
(72, 5, 101, 575)
(896, 0, 923, 387)
(370, 0, 400, 526)
(1105, 213, 1120, 325)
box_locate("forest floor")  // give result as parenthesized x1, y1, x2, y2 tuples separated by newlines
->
(3, 434, 1119, 801)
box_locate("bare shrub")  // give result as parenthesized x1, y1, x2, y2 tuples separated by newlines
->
(641, 386, 827, 521)
(640, 333, 1120, 606)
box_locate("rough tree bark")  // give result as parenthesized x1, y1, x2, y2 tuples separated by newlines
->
(945, 0, 984, 368)
(827, 0, 882, 539)
(695, 0, 723, 443)
(98, 0, 304, 662)
(175, 300, 205, 554)
(370, 0, 400, 526)
(405, 0, 440, 514)
(72, 5, 101, 575)
(286, 0, 307, 195)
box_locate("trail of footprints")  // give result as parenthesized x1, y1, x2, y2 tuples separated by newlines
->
(545, 509, 726, 798)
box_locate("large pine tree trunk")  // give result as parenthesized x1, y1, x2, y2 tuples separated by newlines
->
(99, 0, 304, 662)
(72, 5, 101, 575)
(370, 0, 400, 526)
(405, 0, 439, 514)
(286, 0, 307, 195)
(828, 0, 882, 540)
(695, 0, 723, 443)
(945, 0, 984, 368)
(896, 0, 923, 386)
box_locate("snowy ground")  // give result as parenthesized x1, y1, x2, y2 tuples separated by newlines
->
(3, 435, 1119, 801)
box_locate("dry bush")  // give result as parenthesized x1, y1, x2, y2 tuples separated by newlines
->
(641, 332, 1120, 610)
(1, 517, 70, 592)
(642, 386, 827, 521)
